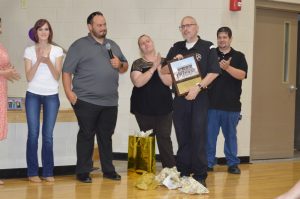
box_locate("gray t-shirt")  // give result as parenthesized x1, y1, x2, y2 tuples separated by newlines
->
(63, 34, 127, 106)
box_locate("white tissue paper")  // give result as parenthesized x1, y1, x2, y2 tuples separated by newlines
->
(134, 129, 153, 137)
(155, 167, 209, 194)
(178, 176, 209, 194)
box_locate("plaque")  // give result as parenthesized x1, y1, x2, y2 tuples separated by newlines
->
(168, 55, 202, 96)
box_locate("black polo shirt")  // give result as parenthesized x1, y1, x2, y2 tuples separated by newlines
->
(166, 36, 221, 96)
(208, 47, 248, 112)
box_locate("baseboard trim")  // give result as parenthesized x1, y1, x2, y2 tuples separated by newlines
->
(113, 153, 250, 164)
(0, 153, 250, 178)
(0, 165, 76, 179)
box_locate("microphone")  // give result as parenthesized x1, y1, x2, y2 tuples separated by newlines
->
(105, 43, 114, 59)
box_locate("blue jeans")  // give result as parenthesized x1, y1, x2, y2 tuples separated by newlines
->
(206, 109, 240, 168)
(25, 91, 60, 177)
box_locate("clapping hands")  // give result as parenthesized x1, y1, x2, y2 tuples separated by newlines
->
(219, 57, 232, 71)
(37, 47, 51, 65)
(151, 53, 162, 73)
(1, 64, 20, 82)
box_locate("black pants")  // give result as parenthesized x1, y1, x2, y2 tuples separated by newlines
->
(173, 93, 208, 180)
(134, 112, 176, 168)
(72, 99, 118, 174)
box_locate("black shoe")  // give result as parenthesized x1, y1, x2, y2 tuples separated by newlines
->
(76, 173, 92, 183)
(192, 175, 207, 188)
(228, 165, 241, 174)
(207, 167, 214, 172)
(199, 179, 207, 188)
(103, 172, 121, 181)
(180, 172, 191, 177)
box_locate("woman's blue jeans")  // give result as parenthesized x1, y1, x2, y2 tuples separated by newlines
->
(25, 91, 60, 177)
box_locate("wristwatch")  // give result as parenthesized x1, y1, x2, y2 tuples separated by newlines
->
(197, 83, 206, 90)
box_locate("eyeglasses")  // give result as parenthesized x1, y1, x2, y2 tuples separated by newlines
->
(179, 24, 196, 30)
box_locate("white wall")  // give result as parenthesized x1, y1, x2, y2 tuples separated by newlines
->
(0, 123, 78, 169)
(0, 0, 255, 159)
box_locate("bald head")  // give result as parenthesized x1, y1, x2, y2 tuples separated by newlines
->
(180, 16, 199, 42)
(181, 16, 197, 26)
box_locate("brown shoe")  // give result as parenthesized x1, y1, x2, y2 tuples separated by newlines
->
(28, 176, 42, 183)
(0, 180, 4, 185)
(42, 177, 55, 182)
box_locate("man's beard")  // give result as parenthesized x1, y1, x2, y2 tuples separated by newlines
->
(92, 29, 107, 39)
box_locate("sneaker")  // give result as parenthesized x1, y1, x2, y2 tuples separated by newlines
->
(228, 165, 241, 174)
(0, 180, 4, 185)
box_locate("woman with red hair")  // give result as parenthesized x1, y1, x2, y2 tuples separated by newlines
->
(24, 19, 63, 183)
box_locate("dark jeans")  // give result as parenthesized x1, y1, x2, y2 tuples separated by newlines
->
(25, 91, 60, 177)
(72, 99, 118, 174)
(173, 93, 209, 180)
(134, 112, 176, 168)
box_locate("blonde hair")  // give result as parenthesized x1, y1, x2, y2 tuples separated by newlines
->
(137, 34, 151, 48)
(137, 34, 156, 57)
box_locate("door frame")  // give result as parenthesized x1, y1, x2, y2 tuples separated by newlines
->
(256, 0, 300, 12)
(294, 18, 300, 150)
(251, 0, 300, 160)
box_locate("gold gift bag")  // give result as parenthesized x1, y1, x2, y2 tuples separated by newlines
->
(128, 135, 156, 174)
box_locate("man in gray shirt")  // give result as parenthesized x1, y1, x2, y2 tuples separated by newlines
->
(62, 11, 128, 183)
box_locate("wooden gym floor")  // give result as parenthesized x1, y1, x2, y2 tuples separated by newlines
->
(0, 160, 299, 199)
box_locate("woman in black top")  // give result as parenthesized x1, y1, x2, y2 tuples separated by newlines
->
(130, 34, 175, 168)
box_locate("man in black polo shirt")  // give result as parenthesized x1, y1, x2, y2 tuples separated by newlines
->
(166, 16, 221, 187)
(206, 27, 248, 174)
(62, 11, 128, 183)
